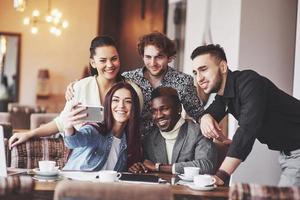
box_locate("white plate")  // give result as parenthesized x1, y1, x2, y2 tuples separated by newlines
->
(33, 168, 60, 176)
(178, 174, 193, 182)
(187, 183, 217, 191)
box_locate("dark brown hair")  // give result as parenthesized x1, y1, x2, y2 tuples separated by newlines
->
(190, 44, 227, 62)
(137, 32, 177, 58)
(100, 82, 142, 168)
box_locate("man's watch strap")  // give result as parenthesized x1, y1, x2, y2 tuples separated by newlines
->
(155, 163, 161, 171)
(216, 169, 230, 183)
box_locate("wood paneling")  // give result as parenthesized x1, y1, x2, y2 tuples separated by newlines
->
(99, 0, 167, 72)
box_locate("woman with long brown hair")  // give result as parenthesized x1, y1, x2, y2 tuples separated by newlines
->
(63, 82, 142, 171)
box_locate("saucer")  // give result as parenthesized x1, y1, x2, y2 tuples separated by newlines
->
(187, 183, 217, 191)
(178, 174, 193, 182)
(33, 168, 60, 176)
(32, 175, 62, 182)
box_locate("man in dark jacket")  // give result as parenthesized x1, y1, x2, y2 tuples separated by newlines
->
(191, 44, 300, 186)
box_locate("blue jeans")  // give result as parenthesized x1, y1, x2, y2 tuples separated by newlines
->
(278, 149, 300, 186)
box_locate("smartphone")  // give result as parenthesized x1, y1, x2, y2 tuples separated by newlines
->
(76, 105, 104, 122)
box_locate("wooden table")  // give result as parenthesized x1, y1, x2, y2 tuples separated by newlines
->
(33, 172, 229, 200)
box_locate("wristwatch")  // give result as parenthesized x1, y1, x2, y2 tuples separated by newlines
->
(155, 163, 161, 172)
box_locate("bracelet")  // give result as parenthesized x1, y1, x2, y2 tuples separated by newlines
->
(155, 163, 161, 172)
(216, 169, 230, 183)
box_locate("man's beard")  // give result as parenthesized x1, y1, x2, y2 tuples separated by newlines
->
(210, 70, 223, 93)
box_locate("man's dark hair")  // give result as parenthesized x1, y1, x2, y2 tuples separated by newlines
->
(137, 32, 177, 58)
(151, 87, 181, 107)
(190, 44, 227, 62)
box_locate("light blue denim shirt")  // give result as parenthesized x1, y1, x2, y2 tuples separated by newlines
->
(63, 125, 128, 171)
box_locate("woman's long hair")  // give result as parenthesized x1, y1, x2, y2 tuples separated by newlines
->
(97, 82, 142, 168)
(89, 35, 123, 82)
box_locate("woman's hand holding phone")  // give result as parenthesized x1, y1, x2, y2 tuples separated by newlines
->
(62, 103, 88, 136)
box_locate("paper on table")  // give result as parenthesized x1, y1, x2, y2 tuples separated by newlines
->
(60, 171, 99, 181)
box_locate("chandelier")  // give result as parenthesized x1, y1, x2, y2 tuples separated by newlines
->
(14, 0, 26, 12)
(21, 0, 69, 36)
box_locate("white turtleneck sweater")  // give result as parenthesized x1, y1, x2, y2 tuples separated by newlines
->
(160, 117, 185, 174)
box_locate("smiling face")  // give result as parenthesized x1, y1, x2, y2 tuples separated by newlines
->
(143, 45, 171, 78)
(192, 54, 225, 94)
(111, 88, 133, 125)
(90, 45, 120, 81)
(150, 96, 181, 132)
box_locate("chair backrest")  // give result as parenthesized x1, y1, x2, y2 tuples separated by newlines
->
(0, 176, 34, 199)
(0, 112, 11, 124)
(229, 183, 300, 200)
(10, 137, 68, 168)
(30, 113, 58, 129)
(54, 180, 173, 200)
(8, 103, 46, 129)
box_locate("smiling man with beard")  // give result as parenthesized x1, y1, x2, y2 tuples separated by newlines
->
(122, 32, 206, 136)
(191, 44, 300, 186)
(129, 87, 217, 174)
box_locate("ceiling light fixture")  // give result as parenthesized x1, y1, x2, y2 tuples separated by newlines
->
(22, 0, 69, 36)
(14, 0, 26, 12)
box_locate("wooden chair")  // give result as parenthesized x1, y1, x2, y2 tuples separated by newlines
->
(54, 180, 173, 200)
(0, 112, 11, 124)
(10, 112, 69, 169)
(30, 113, 58, 129)
(10, 137, 69, 169)
(229, 183, 300, 200)
(7, 103, 46, 129)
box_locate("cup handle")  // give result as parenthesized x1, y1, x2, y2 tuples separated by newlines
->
(117, 173, 122, 179)
(211, 177, 216, 185)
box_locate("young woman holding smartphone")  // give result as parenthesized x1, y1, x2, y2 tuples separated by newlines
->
(62, 82, 141, 170)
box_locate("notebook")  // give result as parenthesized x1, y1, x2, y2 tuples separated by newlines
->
(0, 125, 25, 177)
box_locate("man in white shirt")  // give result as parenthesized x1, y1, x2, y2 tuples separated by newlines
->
(129, 87, 217, 174)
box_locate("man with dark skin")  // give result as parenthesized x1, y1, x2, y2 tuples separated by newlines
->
(129, 87, 217, 174)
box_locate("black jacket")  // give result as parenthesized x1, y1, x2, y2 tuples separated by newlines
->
(205, 70, 300, 161)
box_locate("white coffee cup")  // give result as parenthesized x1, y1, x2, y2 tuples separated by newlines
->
(98, 170, 122, 182)
(38, 160, 56, 172)
(183, 167, 200, 179)
(193, 174, 216, 187)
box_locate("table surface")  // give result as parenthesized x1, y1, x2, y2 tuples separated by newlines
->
(32, 171, 229, 199)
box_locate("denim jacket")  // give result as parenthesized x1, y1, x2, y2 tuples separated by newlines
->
(63, 125, 128, 171)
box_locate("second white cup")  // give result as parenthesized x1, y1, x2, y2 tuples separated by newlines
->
(98, 170, 122, 182)
(183, 167, 200, 179)
(193, 174, 216, 187)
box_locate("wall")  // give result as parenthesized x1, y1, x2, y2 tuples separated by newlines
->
(183, 0, 241, 75)
(184, 0, 297, 185)
(0, 0, 99, 105)
(294, 1, 300, 99)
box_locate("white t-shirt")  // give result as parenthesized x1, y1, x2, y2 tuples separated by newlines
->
(101, 136, 121, 170)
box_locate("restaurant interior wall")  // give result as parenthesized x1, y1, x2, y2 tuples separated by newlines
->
(0, 0, 99, 105)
